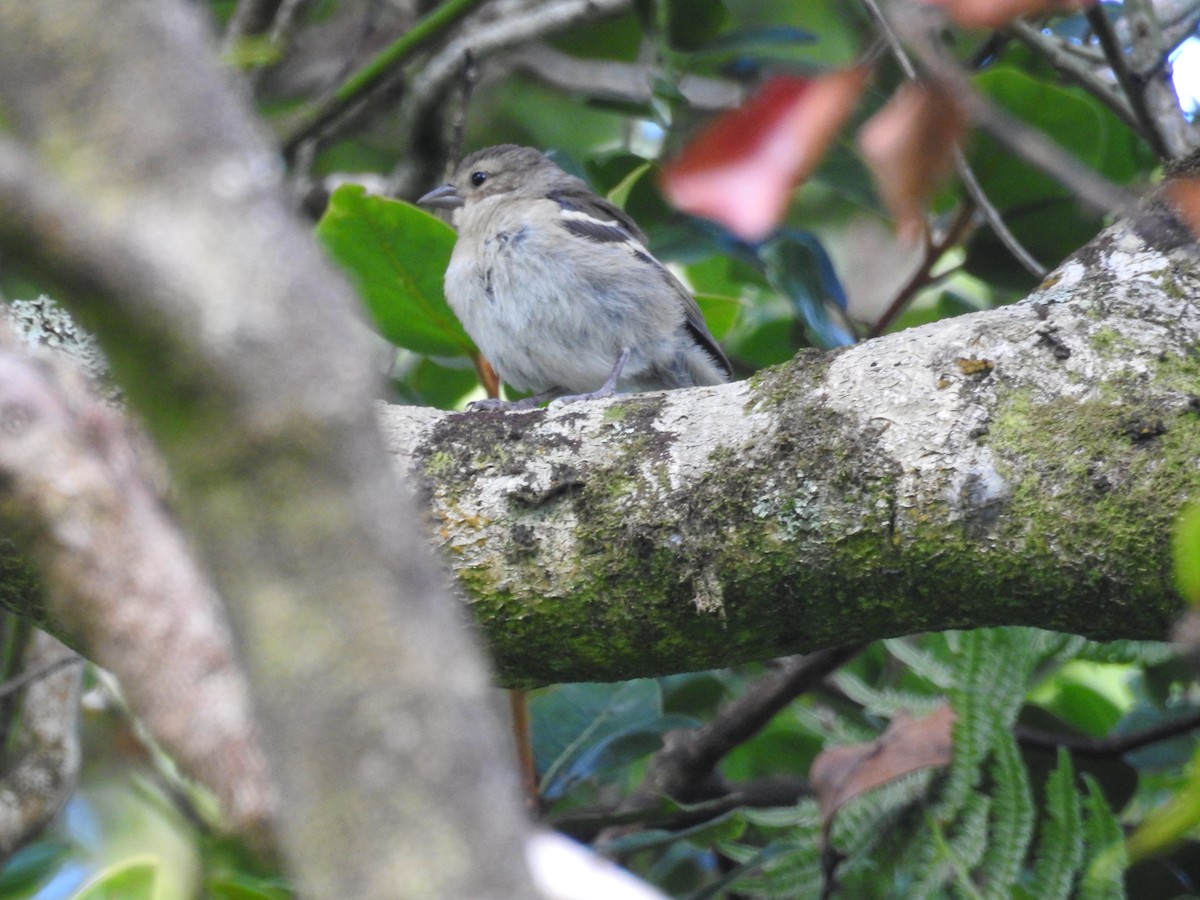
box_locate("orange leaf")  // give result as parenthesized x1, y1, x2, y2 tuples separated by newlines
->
(661, 69, 868, 241)
(810, 703, 956, 827)
(924, 0, 1095, 29)
(1164, 176, 1200, 240)
(857, 82, 967, 242)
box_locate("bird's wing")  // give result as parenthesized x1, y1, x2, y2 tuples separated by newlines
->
(546, 187, 731, 378)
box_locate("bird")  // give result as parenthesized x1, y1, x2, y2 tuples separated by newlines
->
(418, 144, 731, 410)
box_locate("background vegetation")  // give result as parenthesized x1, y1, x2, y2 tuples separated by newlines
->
(2, 0, 1200, 897)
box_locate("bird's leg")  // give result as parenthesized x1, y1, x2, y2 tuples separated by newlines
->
(467, 386, 565, 411)
(551, 347, 632, 407)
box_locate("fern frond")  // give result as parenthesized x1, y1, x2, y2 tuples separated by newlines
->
(1026, 748, 1085, 900)
(1078, 774, 1127, 900)
(946, 792, 991, 892)
(976, 729, 1035, 897)
(884, 637, 956, 688)
(833, 669, 948, 718)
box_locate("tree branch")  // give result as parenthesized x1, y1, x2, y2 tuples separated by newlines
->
(0, 309, 275, 845)
(1017, 707, 1200, 758)
(598, 647, 862, 845)
(380, 200, 1200, 686)
(1086, 5, 1171, 158)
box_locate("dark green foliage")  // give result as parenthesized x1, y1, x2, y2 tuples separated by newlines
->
(529, 633, 1198, 897)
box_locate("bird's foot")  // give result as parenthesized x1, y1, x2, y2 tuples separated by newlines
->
(466, 388, 563, 412)
(548, 348, 632, 409)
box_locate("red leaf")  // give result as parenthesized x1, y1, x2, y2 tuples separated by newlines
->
(810, 703, 956, 828)
(661, 69, 868, 241)
(924, 0, 1095, 29)
(857, 82, 967, 242)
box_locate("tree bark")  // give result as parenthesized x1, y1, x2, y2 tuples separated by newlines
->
(0, 1, 535, 897)
(381, 205, 1200, 686)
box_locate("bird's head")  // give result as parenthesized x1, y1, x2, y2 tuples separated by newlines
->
(418, 144, 573, 210)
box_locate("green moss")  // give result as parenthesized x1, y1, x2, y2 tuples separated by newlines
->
(423, 450, 455, 478)
(981, 373, 1200, 638)
(602, 401, 634, 423)
(1088, 327, 1123, 354)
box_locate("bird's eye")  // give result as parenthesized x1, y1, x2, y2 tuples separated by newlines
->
(470, 171, 489, 187)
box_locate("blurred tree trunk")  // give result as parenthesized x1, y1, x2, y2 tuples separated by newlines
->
(0, 1, 535, 897)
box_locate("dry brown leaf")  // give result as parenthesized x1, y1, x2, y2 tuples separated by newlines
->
(661, 68, 868, 241)
(857, 82, 967, 242)
(809, 703, 956, 826)
(1164, 176, 1200, 240)
(924, 0, 1095, 29)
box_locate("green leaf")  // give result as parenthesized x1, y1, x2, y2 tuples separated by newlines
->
(392, 356, 481, 410)
(726, 316, 799, 367)
(1174, 500, 1200, 604)
(315, 184, 474, 357)
(1029, 660, 1133, 737)
(207, 873, 293, 900)
(965, 66, 1140, 289)
(664, 0, 728, 51)
(69, 857, 158, 900)
(758, 232, 855, 349)
(531, 681, 695, 799)
(693, 293, 743, 340)
(0, 840, 71, 894)
(977, 730, 1035, 893)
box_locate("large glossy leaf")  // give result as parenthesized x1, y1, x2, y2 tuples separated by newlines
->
(531, 680, 698, 799)
(70, 858, 158, 900)
(315, 184, 474, 357)
(759, 230, 856, 348)
(965, 66, 1141, 288)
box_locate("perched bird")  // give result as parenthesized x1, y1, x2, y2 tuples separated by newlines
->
(418, 144, 731, 409)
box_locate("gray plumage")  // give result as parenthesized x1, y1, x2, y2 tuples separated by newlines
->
(418, 144, 730, 408)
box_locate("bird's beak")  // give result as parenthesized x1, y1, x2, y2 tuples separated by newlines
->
(417, 184, 464, 209)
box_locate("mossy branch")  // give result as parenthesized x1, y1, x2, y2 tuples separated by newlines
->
(382, 207, 1200, 687)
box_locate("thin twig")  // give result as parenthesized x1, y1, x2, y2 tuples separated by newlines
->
(954, 148, 1046, 279)
(0, 654, 82, 702)
(1124, 0, 1199, 157)
(1160, 2, 1200, 57)
(550, 776, 810, 839)
(448, 49, 478, 169)
(512, 42, 742, 111)
(889, 7, 1139, 217)
(396, 0, 634, 150)
(600, 645, 863, 846)
(280, 0, 490, 158)
(863, 0, 1047, 283)
(1086, 5, 1170, 158)
(861, 0, 916, 78)
(387, 0, 635, 198)
(869, 202, 975, 338)
(1016, 707, 1200, 758)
